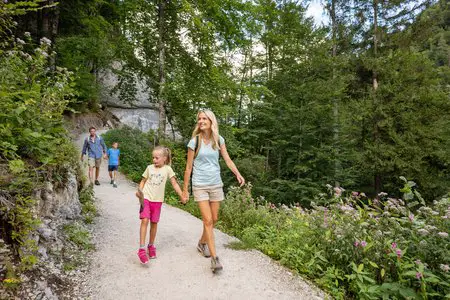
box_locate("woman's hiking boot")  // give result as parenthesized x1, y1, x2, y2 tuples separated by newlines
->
(211, 256, 223, 273)
(197, 242, 211, 257)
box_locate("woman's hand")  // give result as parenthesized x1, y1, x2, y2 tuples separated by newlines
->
(236, 174, 245, 187)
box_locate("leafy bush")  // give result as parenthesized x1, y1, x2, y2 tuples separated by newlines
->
(218, 182, 450, 299)
(63, 223, 94, 250)
(101, 127, 154, 182)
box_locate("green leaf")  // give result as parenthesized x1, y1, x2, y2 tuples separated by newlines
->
(357, 264, 364, 273)
(381, 268, 385, 278)
(369, 261, 379, 269)
(9, 159, 25, 174)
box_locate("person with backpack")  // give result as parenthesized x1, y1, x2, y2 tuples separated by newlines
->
(182, 110, 245, 273)
(81, 127, 107, 186)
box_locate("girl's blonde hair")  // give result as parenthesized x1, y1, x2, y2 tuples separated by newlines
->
(153, 146, 172, 166)
(192, 109, 220, 150)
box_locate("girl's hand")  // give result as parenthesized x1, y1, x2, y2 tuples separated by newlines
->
(236, 174, 245, 187)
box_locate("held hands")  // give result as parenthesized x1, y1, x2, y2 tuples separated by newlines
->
(180, 190, 189, 205)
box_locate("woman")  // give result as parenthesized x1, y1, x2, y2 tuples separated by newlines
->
(182, 110, 245, 273)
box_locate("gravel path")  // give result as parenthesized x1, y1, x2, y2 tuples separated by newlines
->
(78, 132, 325, 300)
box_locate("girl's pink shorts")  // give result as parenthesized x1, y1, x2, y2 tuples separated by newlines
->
(139, 200, 162, 223)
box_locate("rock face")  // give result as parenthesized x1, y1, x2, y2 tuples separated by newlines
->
(98, 66, 172, 133)
(35, 169, 81, 220)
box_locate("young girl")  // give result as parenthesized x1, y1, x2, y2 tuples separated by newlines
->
(135, 146, 184, 264)
(182, 110, 245, 273)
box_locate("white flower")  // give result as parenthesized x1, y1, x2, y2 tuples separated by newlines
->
(437, 232, 448, 238)
(16, 38, 25, 45)
(40, 37, 52, 46)
(417, 229, 429, 236)
(24, 32, 31, 38)
(440, 264, 449, 272)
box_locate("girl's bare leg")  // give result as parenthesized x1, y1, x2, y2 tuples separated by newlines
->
(139, 218, 149, 246)
(149, 222, 158, 245)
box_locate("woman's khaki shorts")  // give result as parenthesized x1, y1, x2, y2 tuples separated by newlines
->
(192, 185, 224, 202)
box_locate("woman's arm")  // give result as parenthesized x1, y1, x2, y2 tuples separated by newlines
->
(182, 149, 195, 199)
(220, 144, 245, 186)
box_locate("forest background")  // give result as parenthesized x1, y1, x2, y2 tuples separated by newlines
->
(1, 0, 449, 298)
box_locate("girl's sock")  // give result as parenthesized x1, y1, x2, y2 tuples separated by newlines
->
(148, 243, 153, 247)
(139, 245, 146, 249)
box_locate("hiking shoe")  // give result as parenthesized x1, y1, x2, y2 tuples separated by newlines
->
(137, 248, 148, 264)
(95, 180, 100, 186)
(211, 256, 223, 273)
(197, 242, 211, 257)
(110, 180, 114, 184)
(148, 245, 156, 259)
(113, 183, 117, 188)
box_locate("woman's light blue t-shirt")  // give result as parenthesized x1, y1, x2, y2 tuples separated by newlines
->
(187, 136, 225, 187)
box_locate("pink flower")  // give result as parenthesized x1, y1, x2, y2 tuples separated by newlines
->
(334, 187, 342, 197)
(354, 241, 360, 247)
(409, 214, 414, 222)
(391, 242, 397, 249)
(360, 241, 367, 247)
(415, 259, 422, 265)
(416, 272, 423, 279)
(351, 191, 359, 197)
(440, 264, 449, 272)
(396, 249, 402, 258)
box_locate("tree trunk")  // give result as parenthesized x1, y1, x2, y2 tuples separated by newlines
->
(330, 0, 340, 187)
(372, 0, 381, 194)
(157, 0, 167, 139)
(237, 48, 249, 128)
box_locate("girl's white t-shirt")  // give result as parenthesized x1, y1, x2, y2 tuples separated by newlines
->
(141, 164, 175, 202)
(187, 136, 225, 187)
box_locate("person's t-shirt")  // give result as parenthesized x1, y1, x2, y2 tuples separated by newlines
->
(107, 148, 120, 166)
(187, 136, 225, 187)
(141, 164, 176, 202)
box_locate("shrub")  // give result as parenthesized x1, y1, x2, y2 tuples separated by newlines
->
(218, 182, 450, 299)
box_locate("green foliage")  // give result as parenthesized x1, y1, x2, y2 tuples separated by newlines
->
(102, 127, 154, 182)
(3, 195, 40, 271)
(216, 184, 450, 299)
(79, 185, 97, 224)
(0, 35, 76, 167)
(63, 223, 94, 251)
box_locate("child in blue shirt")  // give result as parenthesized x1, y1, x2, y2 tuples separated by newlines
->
(107, 142, 120, 188)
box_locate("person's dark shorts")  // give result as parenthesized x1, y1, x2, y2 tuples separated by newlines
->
(108, 165, 118, 171)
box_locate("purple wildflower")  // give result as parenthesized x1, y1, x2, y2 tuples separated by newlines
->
(354, 241, 359, 247)
(391, 242, 397, 249)
(360, 241, 367, 247)
(409, 214, 414, 222)
(396, 249, 402, 258)
(416, 272, 423, 279)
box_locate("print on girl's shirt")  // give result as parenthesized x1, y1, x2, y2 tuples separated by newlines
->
(149, 173, 164, 186)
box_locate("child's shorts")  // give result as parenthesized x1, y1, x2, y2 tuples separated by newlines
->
(139, 200, 162, 222)
(108, 165, 118, 171)
(192, 185, 224, 202)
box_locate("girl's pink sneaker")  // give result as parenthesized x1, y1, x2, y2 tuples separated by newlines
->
(148, 245, 156, 259)
(138, 248, 148, 264)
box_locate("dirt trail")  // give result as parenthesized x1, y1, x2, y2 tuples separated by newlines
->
(77, 132, 325, 300)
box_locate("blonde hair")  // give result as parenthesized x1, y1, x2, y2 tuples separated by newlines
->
(153, 146, 172, 166)
(192, 110, 220, 150)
